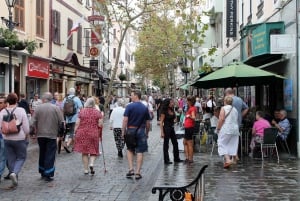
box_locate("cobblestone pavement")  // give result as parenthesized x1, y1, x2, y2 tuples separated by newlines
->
(149, 134, 300, 201)
(0, 118, 164, 201)
(1, 117, 300, 201)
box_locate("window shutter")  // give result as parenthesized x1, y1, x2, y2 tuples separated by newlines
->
(52, 10, 56, 42)
(58, 11, 61, 43)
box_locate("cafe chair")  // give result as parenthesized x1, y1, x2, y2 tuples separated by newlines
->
(261, 127, 279, 163)
(192, 120, 201, 151)
(278, 125, 292, 156)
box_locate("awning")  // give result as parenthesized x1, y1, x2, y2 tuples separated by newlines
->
(0, 53, 19, 66)
(98, 70, 110, 81)
(180, 83, 190, 90)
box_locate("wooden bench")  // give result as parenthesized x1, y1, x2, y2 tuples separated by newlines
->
(152, 165, 208, 201)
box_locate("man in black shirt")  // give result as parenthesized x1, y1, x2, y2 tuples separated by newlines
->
(18, 93, 30, 115)
(155, 95, 162, 123)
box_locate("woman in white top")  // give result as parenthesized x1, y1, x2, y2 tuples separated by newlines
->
(0, 93, 30, 187)
(109, 99, 126, 157)
(216, 96, 239, 169)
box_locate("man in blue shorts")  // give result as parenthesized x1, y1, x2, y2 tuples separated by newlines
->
(122, 90, 151, 180)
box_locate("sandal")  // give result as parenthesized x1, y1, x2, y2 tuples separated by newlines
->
(135, 173, 142, 180)
(89, 166, 95, 175)
(126, 170, 134, 178)
(223, 162, 232, 169)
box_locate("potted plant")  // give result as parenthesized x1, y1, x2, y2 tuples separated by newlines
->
(0, 38, 7, 47)
(13, 41, 26, 50)
(181, 67, 191, 73)
(0, 27, 38, 54)
(118, 73, 126, 81)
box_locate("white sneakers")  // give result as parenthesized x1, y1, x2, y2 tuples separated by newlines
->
(9, 173, 18, 186)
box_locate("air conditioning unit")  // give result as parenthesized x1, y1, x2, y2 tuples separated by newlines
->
(275, 0, 287, 9)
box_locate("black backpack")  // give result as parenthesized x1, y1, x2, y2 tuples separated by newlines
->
(63, 96, 76, 117)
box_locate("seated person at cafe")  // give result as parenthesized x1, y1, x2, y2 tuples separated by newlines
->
(271, 109, 291, 140)
(210, 107, 220, 143)
(249, 111, 271, 157)
(202, 107, 212, 121)
(210, 107, 220, 129)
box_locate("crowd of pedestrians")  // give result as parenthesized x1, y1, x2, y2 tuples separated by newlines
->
(0, 87, 292, 189)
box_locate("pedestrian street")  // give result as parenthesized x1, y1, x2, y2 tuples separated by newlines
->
(0, 119, 300, 201)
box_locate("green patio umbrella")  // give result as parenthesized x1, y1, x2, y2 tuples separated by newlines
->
(180, 83, 190, 90)
(191, 62, 285, 89)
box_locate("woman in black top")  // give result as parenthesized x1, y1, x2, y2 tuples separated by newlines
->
(160, 98, 183, 164)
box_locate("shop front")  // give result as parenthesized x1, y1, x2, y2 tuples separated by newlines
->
(26, 57, 50, 100)
(240, 21, 298, 155)
(76, 70, 91, 96)
(0, 49, 20, 94)
(50, 63, 64, 94)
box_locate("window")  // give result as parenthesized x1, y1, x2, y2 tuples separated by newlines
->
(36, 0, 44, 37)
(14, 0, 25, 31)
(77, 26, 83, 54)
(67, 19, 73, 50)
(52, 10, 61, 44)
(86, 0, 90, 8)
(113, 29, 116, 38)
(113, 48, 116, 59)
(85, 30, 90, 56)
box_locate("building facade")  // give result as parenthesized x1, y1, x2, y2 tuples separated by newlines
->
(205, 0, 299, 156)
(0, 0, 108, 99)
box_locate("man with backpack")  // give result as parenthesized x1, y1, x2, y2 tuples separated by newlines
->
(63, 88, 83, 153)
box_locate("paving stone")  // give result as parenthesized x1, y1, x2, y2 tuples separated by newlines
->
(1, 117, 300, 200)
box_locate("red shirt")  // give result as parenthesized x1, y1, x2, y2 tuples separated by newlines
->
(184, 106, 197, 128)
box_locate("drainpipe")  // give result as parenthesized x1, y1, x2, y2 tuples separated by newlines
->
(49, 0, 53, 58)
(297, 0, 300, 158)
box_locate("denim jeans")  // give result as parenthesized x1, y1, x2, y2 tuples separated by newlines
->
(4, 139, 28, 175)
(0, 138, 6, 176)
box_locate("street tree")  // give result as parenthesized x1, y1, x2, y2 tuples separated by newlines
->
(93, 0, 166, 108)
(134, 0, 216, 92)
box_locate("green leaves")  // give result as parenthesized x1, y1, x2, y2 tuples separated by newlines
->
(118, 73, 126, 81)
(0, 27, 38, 54)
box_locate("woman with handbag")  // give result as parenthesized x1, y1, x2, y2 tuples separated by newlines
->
(216, 96, 239, 169)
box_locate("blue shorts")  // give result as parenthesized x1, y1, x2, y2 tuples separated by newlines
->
(126, 128, 148, 153)
(66, 123, 75, 138)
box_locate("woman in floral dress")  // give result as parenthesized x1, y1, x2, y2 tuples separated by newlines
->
(74, 97, 103, 175)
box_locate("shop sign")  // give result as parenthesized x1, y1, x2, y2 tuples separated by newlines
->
(90, 59, 98, 70)
(226, 0, 237, 38)
(27, 57, 49, 79)
(64, 66, 76, 76)
(51, 64, 64, 74)
(87, 15, 105, 22)
(240, 22, 284, 62)
(76, 77, 90, 83)
(77, 70, 90, 78)
(90, 47, 99, 57)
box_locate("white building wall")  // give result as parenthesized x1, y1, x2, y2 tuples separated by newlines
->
(52, 0, 92, 65)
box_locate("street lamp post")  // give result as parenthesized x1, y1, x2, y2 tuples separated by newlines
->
(182, 41, 190, 96)
(119, 60, 124, 97)
(3, 0, 17, 92)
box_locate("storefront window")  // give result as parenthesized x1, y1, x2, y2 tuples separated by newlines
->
(49, 79, 63, 94)
(26, 79, 40, 101)
(0, 76, 4, 94)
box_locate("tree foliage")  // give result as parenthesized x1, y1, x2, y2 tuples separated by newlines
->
(134, 0, 214, 90)
(0, 27, 38, 54)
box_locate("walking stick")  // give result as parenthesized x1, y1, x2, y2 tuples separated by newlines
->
(100, 140, 107, 173)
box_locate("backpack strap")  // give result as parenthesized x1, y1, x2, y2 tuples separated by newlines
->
(5, 107, 16, 115)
